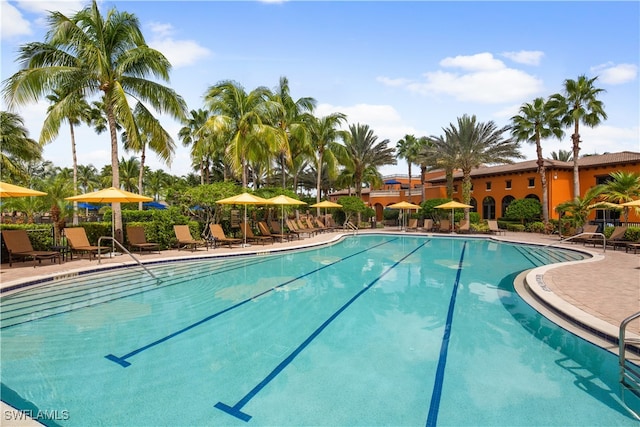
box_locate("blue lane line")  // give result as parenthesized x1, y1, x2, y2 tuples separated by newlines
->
(105, 238, 397, 367)
(425, 241, 467, 427)
(214, 240, 429, 422)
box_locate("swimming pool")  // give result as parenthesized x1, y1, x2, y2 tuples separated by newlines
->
(1, 234, 638, 426)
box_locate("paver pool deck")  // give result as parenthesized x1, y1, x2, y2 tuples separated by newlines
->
(1, 228, 638, 426)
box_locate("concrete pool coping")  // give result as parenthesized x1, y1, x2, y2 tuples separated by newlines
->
(1, 228, 639, 425)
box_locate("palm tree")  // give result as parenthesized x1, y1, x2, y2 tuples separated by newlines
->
(424, 134, 458, 199)
(556, 184, 606, 232)
(443, 114, 523, 221)
(550, 75, 607, 199)
(551, 149, 573, 162)
(511, 97, 564, 223)
(119, 156, 140, 193)
(341, 123, 396, 199)
(0, 111, 42, 182)
(3, 0, 187, 241)
(396, 134, 421, 201)
(77, 164, 99, 193)
(42, 87, 92, 225)
(603, 171, 640, 224)
(308, 113, 348, 209)
(122, 102, 175, 208)
(203, 80, 284, 188)
(179, 108, 219, 184)
(146, 169, 172, 202)
(271, 76, 316, 188)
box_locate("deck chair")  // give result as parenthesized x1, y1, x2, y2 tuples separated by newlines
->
(570, 224, 598, 244)
(456, 219, 470, 234)
(296, 219, 318, 236)
(239, 222, 273, 245)
(304, 217, 323, 233)
(173, 225, 208, 251)
(487, 220, 505, 235)
(438, 219, 451, 233)
(258, 221, 289, 242)
(64, 227, 111, 260)
(126, 226, 160, 254)
(286, 219, 313, 238)
(209, 223, 242, 248)
(606, 226, 629, 250)
(422, 219, 434, 232)
(272, 220, 299, 240)
(2, 229, 61, 267)
(314, 217, 334, 232)
(406, 218, 418, 231)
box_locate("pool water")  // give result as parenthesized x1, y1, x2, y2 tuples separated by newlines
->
(1, 235, 638, 426)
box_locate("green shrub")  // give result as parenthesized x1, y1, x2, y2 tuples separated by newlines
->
(624, 226, 640, 242)
(506, 223, 526, 232)
(469, 212, 481, 224)
(383, 209, 399, 220)
(504, 198, 542, 224)
(527, 221, 546, 233)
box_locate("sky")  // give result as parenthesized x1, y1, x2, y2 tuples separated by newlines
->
(1, 0, 639, 179)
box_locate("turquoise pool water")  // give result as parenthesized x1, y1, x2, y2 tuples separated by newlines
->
(1, 234, 638, 426)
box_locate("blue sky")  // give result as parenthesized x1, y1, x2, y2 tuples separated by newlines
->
(1, 0, 638, 178)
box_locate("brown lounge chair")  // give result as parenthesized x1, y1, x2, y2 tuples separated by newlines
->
(173, 225, 208, 251)
(406, 218, 418, 231)
(126, 226, 160, 254)
(209, 223, 242, 248)
(438, 219, 451, 233)
(569, 224, 599, 244)
(1, 229, 61, 267)
(64, 227, 111, 260)
(257, 221, 289, 242)
(487, 220, 505, 235)
(422, 219, 434, 232)
(271, 220, 298, 240)
(286, 219, 312, 238)
(456, 219, 470, 234)
(239, 222, 273, 245)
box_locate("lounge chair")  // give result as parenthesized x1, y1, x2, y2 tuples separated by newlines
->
(209, 223, 242, 248)
(173, 225, 208, 251)
(314, 217, 334, 232)
(487, 220, 505, 235)
(438, 219, 451, 233)
(258, 221, 289, 242)
(406, 218, 418, 231)
(286, 219, 314, 238)
(569, 224, 599, 244)
(239, 222, 273, 245)
(271, 220, 299, 240)
(64, 227, 111, 260)
(299, 219, 320, 235)
(422, 219, 434, 232)
(1, 229, 61, 267)
(583, 225, 627, 249)
(126, 226, 160, 254)
(456, 219, 470, 234)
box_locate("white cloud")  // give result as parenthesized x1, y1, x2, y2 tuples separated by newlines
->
(501, 50, 544, 66)
(15, 0, 85, 16)
(1, 1, 32, 38)
(440, 52, 505, 71)
(591, 62, 638, 85)
(376, 76, 412, 87)
(149, 38, 212, 68)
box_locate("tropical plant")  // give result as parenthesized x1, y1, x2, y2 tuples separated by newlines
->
(550, 75, 607, 199)
(423, 134, 458, 199)
(179, 108, 218, 184)
(510, 97, 564, 223)
(396, 134, 420, 194)
(551, 149, 573, 162)
(556, 184, 606, 230)
(504, 198, 542, 224)
(340, 123, 396, 198)
(602, 171, 640, 224)
(442, 114, 523, 221)
(203, 80, 284, 188)
(0, 111, 42, 182)
(3, 0, 187, 242)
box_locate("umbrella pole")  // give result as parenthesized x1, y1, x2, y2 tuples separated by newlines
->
(244, 205, 247, 247)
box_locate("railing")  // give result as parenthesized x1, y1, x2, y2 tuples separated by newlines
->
(344, 221, 358, 235)
(97, 236, 160, 282)
(619, 311, 640, 420)
(543, 232, 607, 252)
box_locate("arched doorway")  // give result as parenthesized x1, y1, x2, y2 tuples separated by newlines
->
(501, 195, 515, 218)
(482, 196, 496, 220)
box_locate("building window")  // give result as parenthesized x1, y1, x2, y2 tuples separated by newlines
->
(501, 195, 515, 217)
(505, 180, 512, 189)
(528, 177, 535, 187)
(453, 185, 458, 192)
(482, 197, 496, 220)
(595, 175, 613, 185)
(486, 181, 492, 191)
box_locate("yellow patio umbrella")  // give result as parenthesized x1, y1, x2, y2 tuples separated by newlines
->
(0, 181, 47, 198)
(310, 200, 342, 220)
(388, 201, 421, 230)
(66, 187, 152, 249)
(435, 200, 473, 233)
(268, 195, 307, 239)
(216, 192, 271, 247)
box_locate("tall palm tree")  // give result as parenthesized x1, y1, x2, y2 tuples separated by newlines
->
(550, 75, 607, 199)
(119, 157, 140, 193)
(424, 134, 458, 199)
(146, 169, 172, 201)
(341, 123, 396, 199)
(603, 171, 640, 224)
(308, 113, 348, 209)
(179, 108, 219, 184)
(271, 76, 316, 188)
(42, 87, 92, 224)
(443, 114, 523, 221)
(203, 80, 284, 188)
(511, 97, 564, 223)
(77, 164, 99, 193)
(396, 134, 420, 200)
(0, 111, 42, 182)
(122, 102, 175, 208)
(3, 0, 187, 241)
(551, 149, 573, 162)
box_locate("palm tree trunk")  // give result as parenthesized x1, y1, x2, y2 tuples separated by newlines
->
(407, 163, 412, 202)
(462, 170, 472, 222)
(106, 101, 123, 243)
(571, 120, 581, 200)
(70, 122, 79, 226)
(535, 139, 549, 223)
(138, 144, 146, 211)
(316, 150, 324, 216)
(420, 165, 426, 203)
